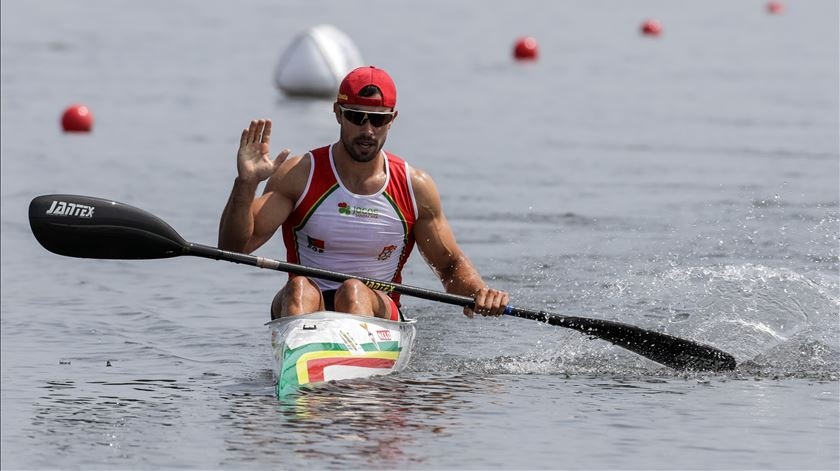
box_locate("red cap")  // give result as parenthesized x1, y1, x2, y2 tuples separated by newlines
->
(337, 66, 397, 109)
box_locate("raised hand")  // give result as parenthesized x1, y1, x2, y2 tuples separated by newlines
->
(236, 119, 290, 183)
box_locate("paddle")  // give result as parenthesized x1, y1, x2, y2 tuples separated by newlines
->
(28, 194, 737, 372)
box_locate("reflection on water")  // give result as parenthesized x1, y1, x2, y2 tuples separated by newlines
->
(27, 377, 195, 469)
(218, 373, 498, 468)
(17, 351, 839, 470)
(35, 378, 190, 428)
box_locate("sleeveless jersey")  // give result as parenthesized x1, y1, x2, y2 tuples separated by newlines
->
(281, 145, 418, 306)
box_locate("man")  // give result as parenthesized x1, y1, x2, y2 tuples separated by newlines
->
(218, 65, 508, 321)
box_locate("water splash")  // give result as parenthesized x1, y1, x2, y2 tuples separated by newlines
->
(435, 263, 839, 380)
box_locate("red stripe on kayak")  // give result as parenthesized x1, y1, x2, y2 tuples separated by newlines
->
(307, 357, 397, 382)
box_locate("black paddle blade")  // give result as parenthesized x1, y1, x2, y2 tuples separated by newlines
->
(29, 194, 187, 260)
(554, 315, 736, 371)
(512, 309, 736, 371)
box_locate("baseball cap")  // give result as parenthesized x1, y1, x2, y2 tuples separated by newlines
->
(336, 66, 397, 109)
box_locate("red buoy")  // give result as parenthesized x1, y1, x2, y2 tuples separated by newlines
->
(766, 2, 784, 14)
(641, 19, 663, 37)
(513, 36, 538, 61)
(61, 104, 93, 132)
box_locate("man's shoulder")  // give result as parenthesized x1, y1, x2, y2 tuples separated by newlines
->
(266, 153, 312, 196)
(279, 152, 312, 173)
(406, 164, 439, 212)
(406, 162, 431, 183)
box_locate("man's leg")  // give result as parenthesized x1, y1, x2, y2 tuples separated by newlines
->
(271, 276, 324, 319)
(333, 279, 394, 319)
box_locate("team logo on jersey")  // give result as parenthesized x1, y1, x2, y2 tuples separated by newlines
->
(337, 202, 379, 218)
(377, 245, 398, 260)
(307, 236, 325, 253)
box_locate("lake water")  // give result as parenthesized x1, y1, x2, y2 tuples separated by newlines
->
(2, 0, 838, 469)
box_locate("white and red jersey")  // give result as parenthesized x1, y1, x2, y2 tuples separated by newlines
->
(281, 145, 418, 306)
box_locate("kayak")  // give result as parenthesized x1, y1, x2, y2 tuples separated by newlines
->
(267, 311, 417, 396)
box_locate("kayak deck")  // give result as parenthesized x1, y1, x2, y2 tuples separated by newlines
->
(267, 311, 417, 396)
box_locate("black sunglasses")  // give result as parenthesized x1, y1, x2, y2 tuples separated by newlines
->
(338, 105, 396, 127)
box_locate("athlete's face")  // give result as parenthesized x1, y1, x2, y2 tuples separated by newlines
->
(335, 101, 397, 163)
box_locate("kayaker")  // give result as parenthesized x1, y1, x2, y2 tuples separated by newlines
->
(218, 65, 509, 321)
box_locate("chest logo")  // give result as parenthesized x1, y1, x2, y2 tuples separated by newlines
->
(377, 245, 398, 261)
(307, 236, 325, 253)
(337, 202, 379, 219)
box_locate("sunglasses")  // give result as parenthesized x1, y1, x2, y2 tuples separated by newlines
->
(338, 105, 396, 127)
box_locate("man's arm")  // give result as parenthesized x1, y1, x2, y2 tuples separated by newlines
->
(217, 119, 299, 254)
(218, 177, 262, 251)
(218, 178, 294, 254)
(410, 167, 509, 317)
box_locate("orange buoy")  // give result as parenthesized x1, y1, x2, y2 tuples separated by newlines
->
(641, 19, 663, 37)
(513, 36, 538, 61)
(61, 104, 93, 132)
(766, 2, 784, 14)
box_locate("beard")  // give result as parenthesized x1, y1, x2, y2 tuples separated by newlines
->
(341, 134, 386, 163)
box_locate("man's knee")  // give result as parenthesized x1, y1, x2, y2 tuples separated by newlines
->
(333, 279, 369, 310)
(272, 277, 322, 318)
(334, 279, 365, 300)
(285, 276, 319, 297)
(335, 280, 392, 318)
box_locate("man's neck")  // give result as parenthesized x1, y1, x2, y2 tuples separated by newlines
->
(332, 142, 387, 195)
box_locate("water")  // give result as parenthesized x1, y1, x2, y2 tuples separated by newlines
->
(2, 0, 838, 469)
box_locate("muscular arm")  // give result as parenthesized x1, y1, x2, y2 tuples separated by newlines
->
(411, 167, 509, 316)
(218, 176, 262, 251)
(218, 174, 295, 254)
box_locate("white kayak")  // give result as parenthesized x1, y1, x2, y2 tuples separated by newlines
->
(267, 311, 417, 396)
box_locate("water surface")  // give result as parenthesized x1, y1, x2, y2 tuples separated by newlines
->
(2, 0, 838, 469)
